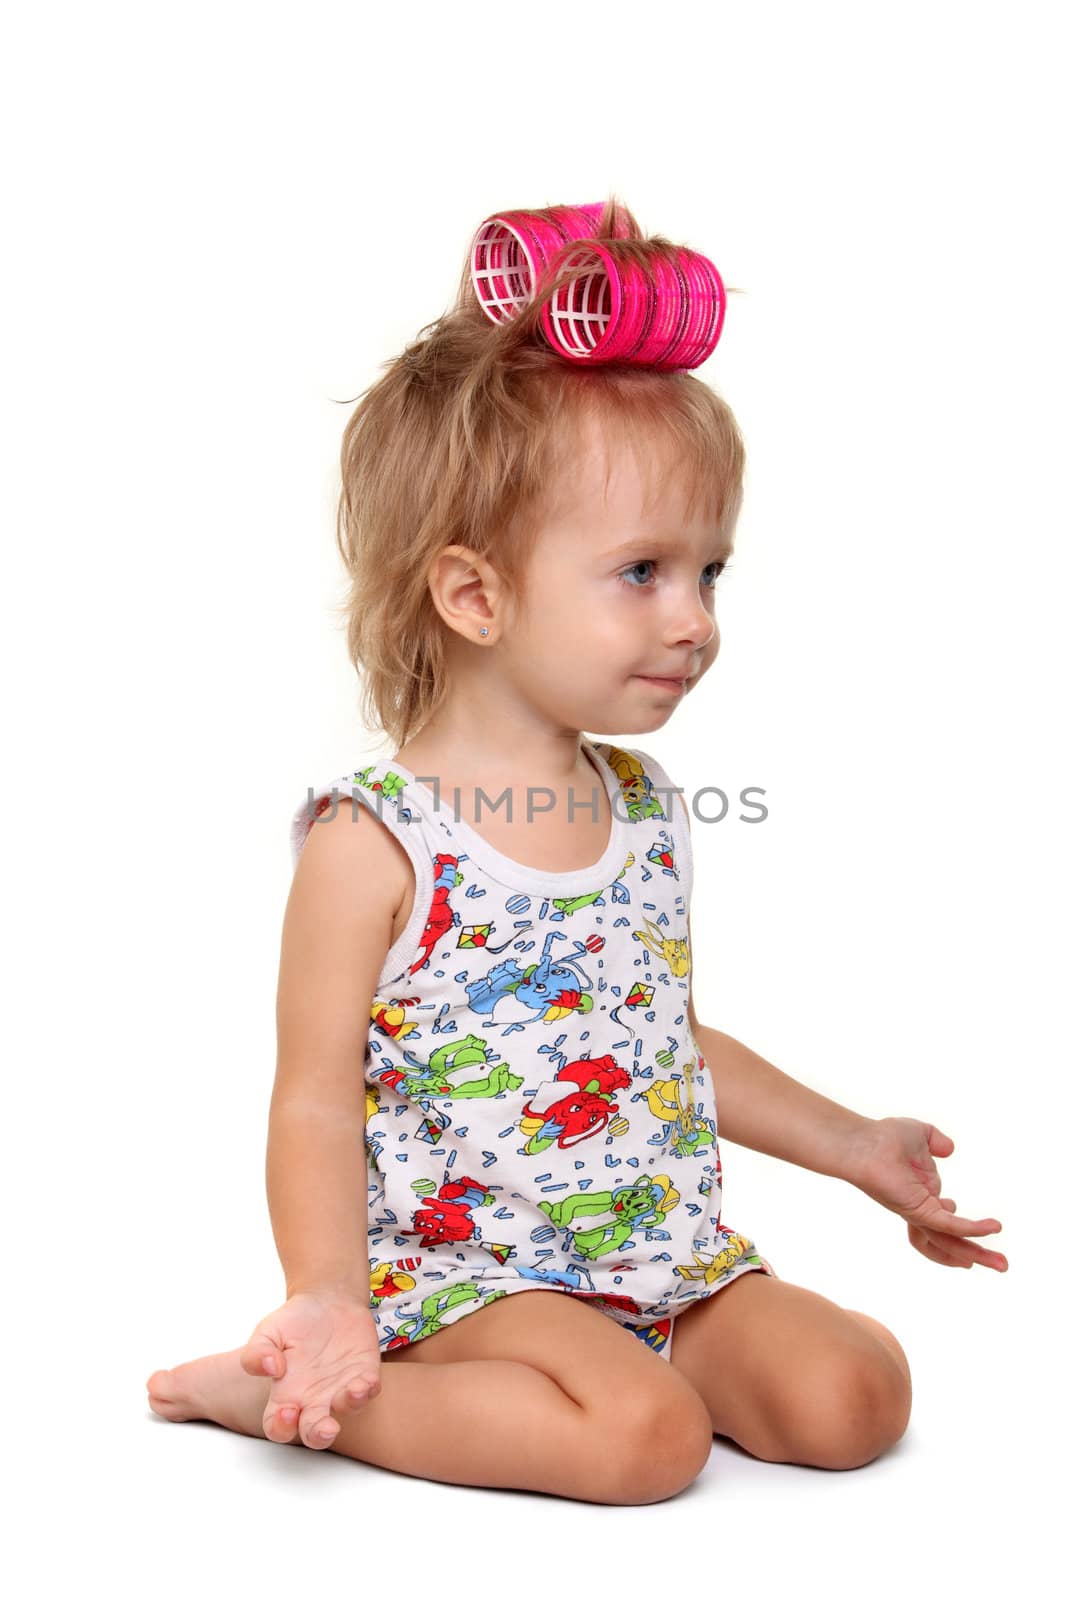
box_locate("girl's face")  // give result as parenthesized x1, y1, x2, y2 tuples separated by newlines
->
(506, 417, 733, 736)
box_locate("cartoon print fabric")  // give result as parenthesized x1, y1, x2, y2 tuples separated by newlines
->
(289, 739, 775, 1361)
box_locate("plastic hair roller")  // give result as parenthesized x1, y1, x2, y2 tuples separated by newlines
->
(468, 202, 637, 324)
(468, 201, 725, 370)
(539, 240, 725, 369)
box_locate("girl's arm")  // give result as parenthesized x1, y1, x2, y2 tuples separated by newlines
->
(686, 911, 1007, 1268)
(678, 793, 871, 1182)
(688, 988, 873, 1182)
(268, 797, 407, 1300)
(679, 797, 1005, 1266)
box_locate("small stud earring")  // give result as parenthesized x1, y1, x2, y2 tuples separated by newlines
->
(479, 627, 488, 637)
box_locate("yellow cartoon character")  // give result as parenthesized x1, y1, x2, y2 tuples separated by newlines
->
(631, 913, 690, 978)
(675, 1230, 761, 1285)
(604, 746, 666, 821)
(644, 1055, 716, 1156)
(370, 996, 422, 1041)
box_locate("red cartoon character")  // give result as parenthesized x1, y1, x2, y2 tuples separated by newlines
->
(405, 1176, 494, 1248)
(519, 1054, 632, 1154)
(411, 854, 463, 975)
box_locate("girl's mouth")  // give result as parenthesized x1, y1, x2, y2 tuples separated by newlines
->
(636, 675, 687, 694)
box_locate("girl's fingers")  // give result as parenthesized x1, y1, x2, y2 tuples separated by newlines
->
(922, 1207, 1002, 1238)
(924, 1232, 973, 1267)
(263, 1399, 338, 1449)
(261, 1366, 384, 1448)
(918, 1193, 1007, 1262)
(953, 1238, 1009, 1270)
(263, 1402, 303, 1445)
(300, 1408, 340, 1450)
(910, 1223, 1009, 1271)
(334, 1374, 382, 1415)
(909, 1226, 967, 1268)
(240, 1338, 284, 1380)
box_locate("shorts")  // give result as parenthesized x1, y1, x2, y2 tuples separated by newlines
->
(376, 1257, 777, 1364)
(375, 1278, 679, 1361)
(580, 1252, 779, 1363)
(616, 1310, 675, 1361)
(530, 1290, 678, 1361)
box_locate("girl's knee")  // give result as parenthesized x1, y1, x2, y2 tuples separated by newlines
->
(593, 1387, 714, 1504)
(846, 1309, 913, 1388)
(789, 1347, 912, 1469)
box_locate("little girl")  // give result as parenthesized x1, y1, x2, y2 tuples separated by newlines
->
(146, 197, 1007, 1504)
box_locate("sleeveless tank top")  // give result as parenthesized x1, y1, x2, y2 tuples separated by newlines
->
(290, 738, 775, 1356)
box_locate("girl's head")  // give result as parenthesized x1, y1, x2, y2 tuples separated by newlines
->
(334, 196, 745, 749)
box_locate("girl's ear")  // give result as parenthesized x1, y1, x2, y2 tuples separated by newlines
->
(427, 544, 505, 644)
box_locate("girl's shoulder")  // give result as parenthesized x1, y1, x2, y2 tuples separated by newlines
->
(594, 740, 693, 898)
(597, 740, 685, 818)
(288, 755, 432, 874)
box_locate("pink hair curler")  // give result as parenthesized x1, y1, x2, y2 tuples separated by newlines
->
(539, 240, 726, 369)
(467, 202, 727, 370)
(468, 201, 637, 324)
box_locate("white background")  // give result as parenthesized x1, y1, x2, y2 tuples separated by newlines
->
(4, 2, 1061, 1595)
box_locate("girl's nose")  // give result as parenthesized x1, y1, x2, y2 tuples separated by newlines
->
(668, 597, 717, 652)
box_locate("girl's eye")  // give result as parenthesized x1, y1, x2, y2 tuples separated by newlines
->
(619, 560, 656, 587)
(618, 560, 727, 589)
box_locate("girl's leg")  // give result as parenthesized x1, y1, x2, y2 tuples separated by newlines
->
(668, 1269, 913, 1469)
(147, 1289, 714, 1505)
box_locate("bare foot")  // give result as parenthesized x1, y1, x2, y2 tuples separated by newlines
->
(146, 1348, 270, 1440)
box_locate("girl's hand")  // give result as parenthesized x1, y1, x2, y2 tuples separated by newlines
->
(239, 1290, 383, 1448)
(844, 1117, 1009, 1272)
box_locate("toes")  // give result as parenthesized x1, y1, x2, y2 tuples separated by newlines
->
(146, 1373, 192, 1422)
(149, 1398, 185, 1419)
(146, 1371, 177, 1408)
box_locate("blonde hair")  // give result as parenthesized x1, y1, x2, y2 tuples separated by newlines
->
(332, 194, 747, 748)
